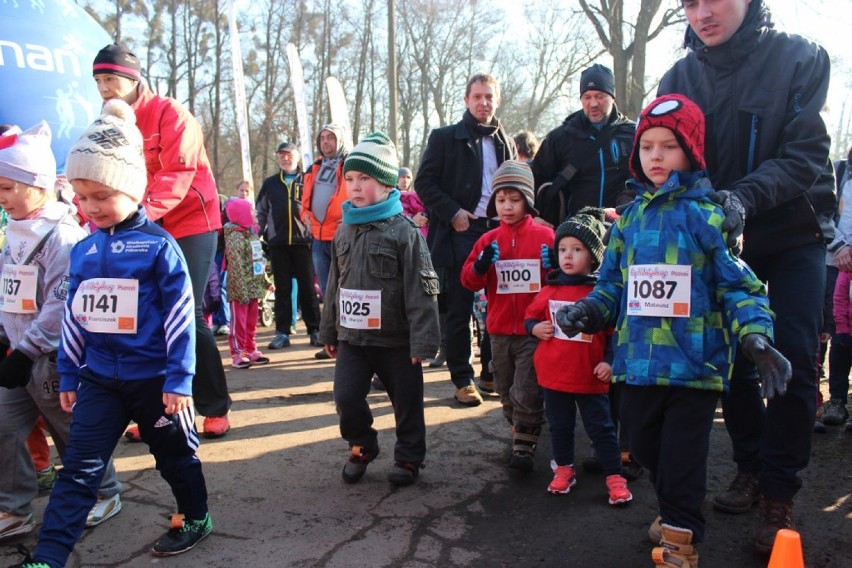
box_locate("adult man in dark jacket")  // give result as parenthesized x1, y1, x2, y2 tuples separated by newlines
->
(415, 73, 516, 407)
(658, 0, 834, 555)
(256, 141, 321, 350)
(531, 64, 635, 227)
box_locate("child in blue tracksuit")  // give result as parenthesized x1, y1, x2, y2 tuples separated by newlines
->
(17, 100, 211, 568)
(556, 95, 791, 567)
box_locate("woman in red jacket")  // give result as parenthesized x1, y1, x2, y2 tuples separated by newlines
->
(92, 44, 231, 438)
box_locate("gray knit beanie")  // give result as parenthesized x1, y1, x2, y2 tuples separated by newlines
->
(343, 131, 399, 187)
(486, 159, 538, 218)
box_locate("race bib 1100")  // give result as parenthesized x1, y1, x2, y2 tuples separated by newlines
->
(495, 259, 541, 294)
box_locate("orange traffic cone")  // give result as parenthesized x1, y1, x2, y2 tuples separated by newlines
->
(767, 528, 804, 568)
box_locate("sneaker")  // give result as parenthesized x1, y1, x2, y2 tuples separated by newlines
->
(314, 348, 331, 360)
(231, 358, 251, 369)
(124, 424, 142, 442)
(0, 511, 35, 539)
(428, 351, 446, 368)
(478, 379, 495, 394)
(202, 415, 230, 438)
(713, 471, 760, 513)
(86, 493, 122, 527)
(606, 474, 633, 505)
(268, 333, 291, 349)
(214, 325, 230, 336)
(151, 513, 212, 556)
(621, 451, 644, 481)
(814, 417, 827, 433)
(309, 331, 323, 347)
(388, 461, 421, 486)
(36, 464, 57, 493)
(547, 463, 577, 494)
(755, 497, 793, 554)
(6, 545, 48, 568)
(371, 374, 386, 391)
(342, 445, 379, 484)
(248, 352, 270, 365)
(454, 385, 483, 407)
(820, 399, 849, 426)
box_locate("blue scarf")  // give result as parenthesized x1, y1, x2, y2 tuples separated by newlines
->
(342, 189, 404, 225)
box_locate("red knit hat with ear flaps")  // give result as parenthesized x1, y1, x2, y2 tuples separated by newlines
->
(629, 94, 706, 185)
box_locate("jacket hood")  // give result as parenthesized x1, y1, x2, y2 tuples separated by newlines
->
(683, 0, 773, 61)
(315, 122, 351, 159)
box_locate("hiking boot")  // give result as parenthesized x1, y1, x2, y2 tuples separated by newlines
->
(151, 513, 212, 556)
(124, 424, 142, 442)
(388, 461, 421, 486)
(547, 463, 577, 494)
(648, 515, 662, 543)
(652, 524, 699, 567)
(713, 471, 759, 513)
(606, 474, 633, 505)
(268, 333, 290, 349)
(85, 493, 122, 527)
(814, 416, 827, 433)
(621, 451, 644, 481)
(509, 425, 540, 473)
(478, 379, 495, 394)
(202, 415, 230, 438)
(0, 512, 35, 539)
(342, 445, 379, 483)
(309, 332, 323, 347)
(36, 464, 57, 493)
(820, 399, 849, 426)
(454, 385, 483, 406)
(755, 497, 794, 554)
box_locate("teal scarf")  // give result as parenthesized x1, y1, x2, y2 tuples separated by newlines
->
(342, 189, 404, 224)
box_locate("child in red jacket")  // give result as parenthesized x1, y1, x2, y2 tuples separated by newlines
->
(524, 209, 631, 504)
(461, 160, 553, 471)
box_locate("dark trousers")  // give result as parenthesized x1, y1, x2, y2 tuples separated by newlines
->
(621, 384, 719, 542)
(268, 243, 321, 335)
(543, 388, 620, 474)
(333, 342, 426, 463)
(35, 369, 207, 567)
(723, 242, 823, 500)
(177, 231, 232, 417)
(827, 335, 852, 404)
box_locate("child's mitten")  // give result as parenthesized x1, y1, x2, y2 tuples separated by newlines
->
(740, 334, 791, 399)
(473, 241, 500, 275)
(0, 349, 34, 389)
(540, 244, 556, 269)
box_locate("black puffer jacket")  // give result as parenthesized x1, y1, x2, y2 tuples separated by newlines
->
(256, 170, 311, 246)
(531, 107, 636, 225)
(658, 0, 835, 258)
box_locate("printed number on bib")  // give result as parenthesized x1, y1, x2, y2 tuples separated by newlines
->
(339, 288, 381, 329)
(495, 259, 541, 294)
(626, 264, 691, 318)
(71, 278, 139, 333)
(549, 300, 592, 342)
(0, 265, 39, 314)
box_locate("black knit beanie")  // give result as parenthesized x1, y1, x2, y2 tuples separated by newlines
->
(580, 64, 615, 99)
(554, 207, 607, 268)
(93, 44, 141, 82)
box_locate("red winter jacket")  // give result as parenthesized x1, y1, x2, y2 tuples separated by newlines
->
(131, 84, 222, 240)
(461, 215, 553, 335)
(834, 270, 852, 335)
(525, 280, 611, 394)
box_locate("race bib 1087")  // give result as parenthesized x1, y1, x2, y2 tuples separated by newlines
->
(626, 264, 691, 318)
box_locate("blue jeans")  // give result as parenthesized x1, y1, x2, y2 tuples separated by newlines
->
(724, 242, 824, 500)
(312, 239, 333, 298)
(543, 388, 620, 474)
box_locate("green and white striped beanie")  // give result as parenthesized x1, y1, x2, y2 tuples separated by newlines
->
(343, 131, 399, 187)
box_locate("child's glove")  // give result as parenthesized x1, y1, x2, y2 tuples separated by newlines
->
(740, 334, 791, 399)
(473, 241, 500, 274)
(555, 299, 603, 336)
(0, 349, 34, 389)
(541, 244, 556, 269)
(709, 190, 745, 256)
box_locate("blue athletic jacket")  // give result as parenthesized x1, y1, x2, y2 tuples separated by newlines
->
(58, 207, 196, 395)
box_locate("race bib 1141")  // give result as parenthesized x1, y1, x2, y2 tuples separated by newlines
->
(71, 278, 139, 334)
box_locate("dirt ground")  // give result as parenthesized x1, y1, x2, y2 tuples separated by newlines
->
(1, 325, 850, 567)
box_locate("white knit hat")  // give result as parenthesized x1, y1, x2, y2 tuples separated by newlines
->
(0, 121, 56, 190)
(66, 99, 146, 202)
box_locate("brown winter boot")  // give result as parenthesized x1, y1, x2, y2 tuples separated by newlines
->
(755, 497, 794, 554)
(508, 425, 540, 473)
(652, 524, 699, 567)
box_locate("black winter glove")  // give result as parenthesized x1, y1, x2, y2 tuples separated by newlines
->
(740, 334, 792, 400)
(555, 299, 603, 337)
(0, 342, 9, 365)
(709, 190, 745, 256)
(0, 349, 34, 389)
(473, 241, 500, 275)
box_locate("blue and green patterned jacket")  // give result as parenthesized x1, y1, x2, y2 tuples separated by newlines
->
(587, 170, 774, 392)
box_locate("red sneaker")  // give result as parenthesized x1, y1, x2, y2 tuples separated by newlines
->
(202, 415, 230, 438)
(606, 474, 633, 505)
(124, 424, 142, 443)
